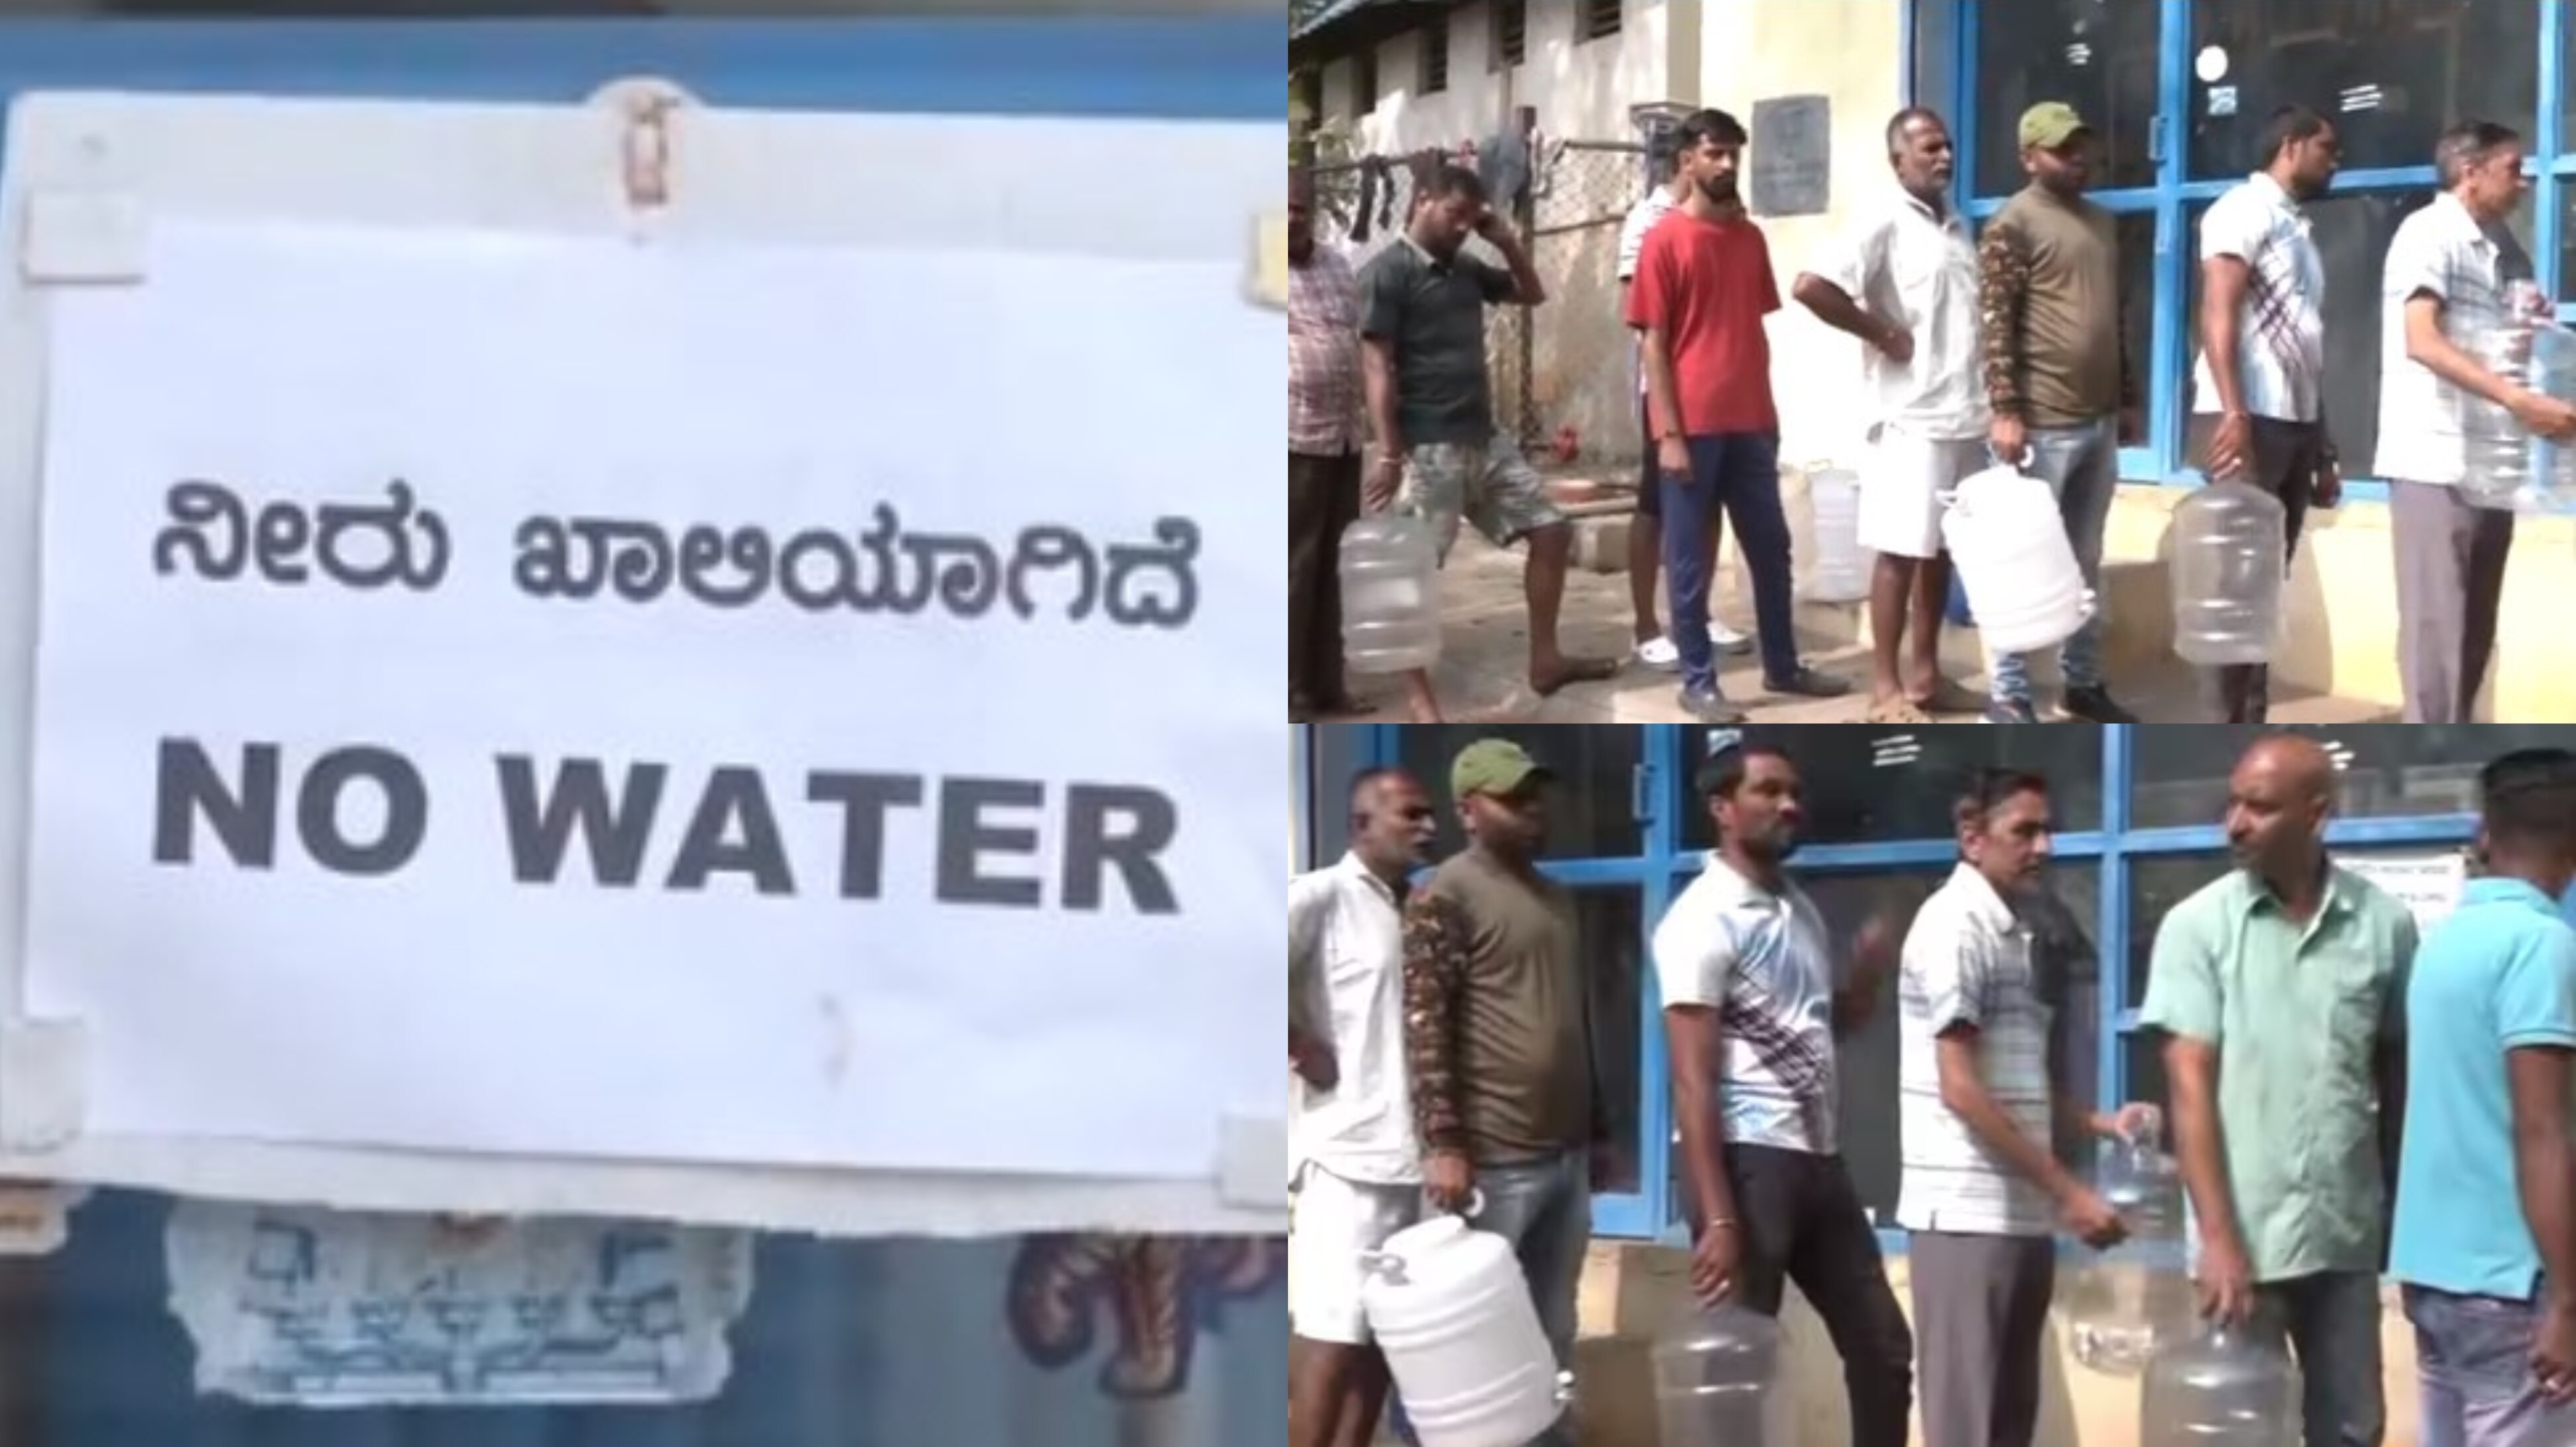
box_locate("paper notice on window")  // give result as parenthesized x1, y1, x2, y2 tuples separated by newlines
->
(2341, 851, 2470, 936)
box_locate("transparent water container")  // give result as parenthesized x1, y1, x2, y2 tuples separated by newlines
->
(1804, 467, 1870, 604)
(1652, 1300, 1787, 1447)
(2140, 1324, 2301, 1447)
(2527, 325, 2576, 510)
(2061, 1112, 2196, 1376)
(2170, 479, 2287, 667)
(1338, 515, 1442, 674)
(2464, 313, 2537, 508)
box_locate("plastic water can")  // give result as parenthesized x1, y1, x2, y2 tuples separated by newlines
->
(1339, 515, 1442, 674)
(2062, 1114, 2195, 1376)
(2527, 325, 2576, 510)
(2170, 479, 2287, 667)
(2140, 1324, 2301, 1447)
(1359, 1198, 1569, 1447)
(2464, 313, 2536, 508)
(1652, 1300, 1787, 1447)
(1939, 462, 2093, 655)
(1804, 466, 1870, 603)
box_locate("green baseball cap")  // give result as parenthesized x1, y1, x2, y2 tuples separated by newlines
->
(1450, 738, 1550, 800)
(2019, 101, 2091, 151)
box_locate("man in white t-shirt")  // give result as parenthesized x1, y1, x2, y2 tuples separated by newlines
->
(1792, 108, 1987, 724)
(1287, 767, 1438, 1447)
(1897, 767, 2153, 1447)
(1617, 143, 1751, 672)
(1651, 741, 1912, 1447)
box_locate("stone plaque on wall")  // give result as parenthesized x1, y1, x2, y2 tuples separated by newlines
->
(1749, 94, 1831, 218)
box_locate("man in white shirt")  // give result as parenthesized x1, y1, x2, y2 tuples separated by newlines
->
(1617, 141, 1751, 672)
(2190, 106, 2342, 724)
(1652, 741, 1913, 1447)
(2373, 119, 2576, 723)
(1793, 108, 1987, 724)
(1897, 767, 2153, 1447)
(1287, 766, 1438, 1447)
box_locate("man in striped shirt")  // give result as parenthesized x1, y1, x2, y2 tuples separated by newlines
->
(2190, 106, 2342, 724)
(1288, 166, 1371, 722)
(1652, 741, 1912, 1447)
(2374, 121, 2576, 723)
(1897, 768, 2154, 1447)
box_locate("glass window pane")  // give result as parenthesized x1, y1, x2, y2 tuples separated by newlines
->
(1662, 862, 2102, 1227)
(1579, 888, 1645, 1195)
(2183, 189, 2532, 481)
(1396, 725, 1645, 861)
(2187, 0, 2538, 181)
(1680, 726, 2105, 849)
(2117, 209, 2156, 447)
(2130, 724, 2576, 829)
(1972, 0, 2162, 197)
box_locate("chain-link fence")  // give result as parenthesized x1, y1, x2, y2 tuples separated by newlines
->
(1313, 136, 1649, 475)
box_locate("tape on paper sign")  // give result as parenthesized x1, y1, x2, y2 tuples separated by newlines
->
(0, 1018, 89, 1150)
(20, 191, 149, 284)
(1216, 1111, 1287, 1209)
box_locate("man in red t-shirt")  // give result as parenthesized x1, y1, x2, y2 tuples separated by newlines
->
(1627, 108, 1850, 723)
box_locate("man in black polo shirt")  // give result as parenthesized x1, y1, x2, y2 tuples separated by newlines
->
(1360, 164, 1616, 720)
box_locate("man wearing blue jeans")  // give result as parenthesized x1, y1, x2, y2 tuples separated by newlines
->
(2393, 749, 2576, 1447)
(1403, 739, 1605, 1447)
(1627, 108, 1850, 722)
(1974, 102, 2140, 724)
(1984, 418, 2123, 716)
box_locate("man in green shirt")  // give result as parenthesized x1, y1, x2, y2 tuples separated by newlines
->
(2139, 733, 2418, 1447)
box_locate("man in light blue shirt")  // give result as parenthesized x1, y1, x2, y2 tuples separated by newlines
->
(2393, 748, 2576, 1447)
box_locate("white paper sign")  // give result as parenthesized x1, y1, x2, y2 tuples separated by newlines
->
(24, 218, 1281, 1181)
(2344, 850, 2470, 935)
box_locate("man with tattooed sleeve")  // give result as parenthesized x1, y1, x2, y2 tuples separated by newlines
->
(1975, 102, 2141, 725)
(1401, 737, 1603, 1447)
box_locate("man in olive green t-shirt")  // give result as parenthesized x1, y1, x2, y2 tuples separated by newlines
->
(1402, 738, 1605, 1447)
(2138, 734, 2419, 1447)
(1975, 101, 2141, 726)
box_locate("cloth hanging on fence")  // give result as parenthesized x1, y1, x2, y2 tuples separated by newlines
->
(1477, 127, 1532, 215)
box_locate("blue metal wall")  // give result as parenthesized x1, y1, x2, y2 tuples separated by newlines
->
(0, 15, 1281, 1446)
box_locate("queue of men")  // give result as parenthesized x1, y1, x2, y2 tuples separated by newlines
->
(1287, 93, 2576, 725)
(1289, 734, 2576, 1447)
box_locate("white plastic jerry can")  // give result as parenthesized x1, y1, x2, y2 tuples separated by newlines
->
(1939, 461, 2094, 656)
(1358, 1198, 1570, 1447)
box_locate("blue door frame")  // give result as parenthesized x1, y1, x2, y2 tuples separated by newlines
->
(1329, 724, 2481, 1249)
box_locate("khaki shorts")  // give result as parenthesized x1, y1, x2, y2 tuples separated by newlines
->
(1396, 431, 1567, 562)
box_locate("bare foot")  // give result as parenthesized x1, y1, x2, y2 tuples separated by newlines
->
(1529, 656, 1619, 696)
(1408, 700, 1445, 722)
(1905, 676, 1980, 714)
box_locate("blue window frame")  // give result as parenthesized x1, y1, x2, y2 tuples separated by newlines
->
(1314, 725, 2485, 1249)
(1917, 0, 2576, 510)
